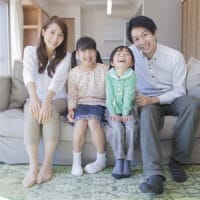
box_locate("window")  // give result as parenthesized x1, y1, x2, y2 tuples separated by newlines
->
(0, 0, 10, 75)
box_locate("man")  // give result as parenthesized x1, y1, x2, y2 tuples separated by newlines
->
(127, 16, 200, 194)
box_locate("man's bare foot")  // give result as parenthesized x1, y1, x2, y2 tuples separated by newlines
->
(37, 165, 52, 184)
(22, 168, 38, 188)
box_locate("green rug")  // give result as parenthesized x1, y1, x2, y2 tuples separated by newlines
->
(0, 164, 200, 200)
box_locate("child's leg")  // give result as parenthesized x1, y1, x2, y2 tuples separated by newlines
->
(71, 120, 88, 176)
(106, 119, 125, 179)
(84, 119, 106, 174)
(123, 117, 138, 177)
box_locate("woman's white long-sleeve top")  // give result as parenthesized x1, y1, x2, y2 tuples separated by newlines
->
(23, 46, 71, 101)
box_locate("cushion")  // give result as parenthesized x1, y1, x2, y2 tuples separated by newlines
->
(186, 57, 200, 97)
(13, 60, 23, 81)
(0, 76, 11, 110)
(8, 77, 29, 109)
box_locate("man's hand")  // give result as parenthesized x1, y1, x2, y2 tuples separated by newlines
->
(136, 95, 160, 107)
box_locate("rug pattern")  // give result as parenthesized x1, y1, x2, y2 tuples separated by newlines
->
(0, 164, 200, 200)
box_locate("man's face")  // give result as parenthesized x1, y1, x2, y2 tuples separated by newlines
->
(131, 27, 157, 59)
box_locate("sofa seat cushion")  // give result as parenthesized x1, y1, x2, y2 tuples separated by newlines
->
(159, 116, 177, 139)
(1, 113, 200, 142)
(0, 109, 24, 137)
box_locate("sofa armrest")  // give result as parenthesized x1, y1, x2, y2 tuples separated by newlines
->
(0, 76, 11, 110)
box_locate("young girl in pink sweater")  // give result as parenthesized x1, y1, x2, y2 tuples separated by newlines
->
(67, 36, 108, 176)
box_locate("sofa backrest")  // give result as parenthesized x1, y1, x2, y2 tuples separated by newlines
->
(186, 57, 200, 98)
(13, 60, 23, 82)
(0, 76, 11, 110)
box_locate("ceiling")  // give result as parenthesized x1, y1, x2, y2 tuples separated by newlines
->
(46, 0, 138, 9)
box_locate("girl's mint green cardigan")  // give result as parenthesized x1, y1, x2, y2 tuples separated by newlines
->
(106, 68, 136, 116)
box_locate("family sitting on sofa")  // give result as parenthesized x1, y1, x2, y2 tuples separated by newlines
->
(21, 15, 200, 195)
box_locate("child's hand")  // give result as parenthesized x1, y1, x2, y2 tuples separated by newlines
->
(67, 109, 75, 123)
(121, 115, 132, 123)
(110, 114, 121, 121)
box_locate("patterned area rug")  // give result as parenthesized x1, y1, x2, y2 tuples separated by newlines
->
(0, 164, 200, 200)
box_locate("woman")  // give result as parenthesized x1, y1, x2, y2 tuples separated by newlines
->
(22, 16, 71, 187)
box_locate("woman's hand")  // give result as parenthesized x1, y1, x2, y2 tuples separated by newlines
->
(110, 114, 121, 121)
(67, 109, 75, 123)
(27, 82, 41, 121)
(38, 90, 55, 124)
(38, 99, 52, 124)
(30, 96, 41, 121)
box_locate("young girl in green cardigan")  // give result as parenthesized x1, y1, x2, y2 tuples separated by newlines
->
(106, 46, 138, 179)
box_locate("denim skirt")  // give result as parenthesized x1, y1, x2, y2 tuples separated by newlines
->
(74, 104, 106, 123)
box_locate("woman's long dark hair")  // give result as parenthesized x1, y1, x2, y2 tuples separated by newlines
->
(109, 46, 135, 69)
(37, 16, 68, 77)
(71, 36, 103, 68)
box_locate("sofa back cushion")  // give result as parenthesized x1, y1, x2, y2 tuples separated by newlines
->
(9, 76, 29, 109)
(0, 76, 11, 110)
(9, 60, 29, 109)
(186, 57, 200, 97)
(13, 59, 23, 81)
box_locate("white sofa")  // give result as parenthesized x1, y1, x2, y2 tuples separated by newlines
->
(0, 59, 200, 165)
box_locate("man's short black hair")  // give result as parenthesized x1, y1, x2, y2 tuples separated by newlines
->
(127, 15, 157, 43)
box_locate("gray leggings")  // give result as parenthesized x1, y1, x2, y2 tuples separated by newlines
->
(105, 110, 138, 161)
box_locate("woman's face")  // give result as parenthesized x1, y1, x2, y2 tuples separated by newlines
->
(111, 48, 133, 70)
(77, 48, 97, 67)
(42, 23, 64, 52)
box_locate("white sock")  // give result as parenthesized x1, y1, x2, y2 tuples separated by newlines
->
(71, 151, 83, 176)
(84, 152, 106, 174)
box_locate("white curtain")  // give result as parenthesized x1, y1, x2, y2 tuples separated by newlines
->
(0, 0, 9, 75)
(10, 0, 23, 70)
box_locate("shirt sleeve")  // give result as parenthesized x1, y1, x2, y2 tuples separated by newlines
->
(23, 46, 37, 86)
(122, 72, 137, 116)
(48, 53, 71, 94)
(106, 73, 116, 116)
(158, 52, 186, 104)
(68, 70, 78, 110)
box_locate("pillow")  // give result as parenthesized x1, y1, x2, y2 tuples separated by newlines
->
(0, 76, 11, 110)
(13, 59, 23, 81)
(186, 57, 200, 97)
(8, 76, 29, 109)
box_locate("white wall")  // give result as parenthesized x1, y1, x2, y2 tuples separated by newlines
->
(35, 0, 181, 55)
(143, 0, 181, 51)
(49, 6, 81, 43)
(81, 5, 142, 58)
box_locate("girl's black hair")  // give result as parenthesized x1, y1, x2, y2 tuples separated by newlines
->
(127, 15, 157, 43)
(71, 36, 103, 68)
(109, 46, 135, 69)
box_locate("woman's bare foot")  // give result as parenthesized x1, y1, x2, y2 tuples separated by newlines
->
(22, 168, 38, 188)
(37, 165, 52, 184)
